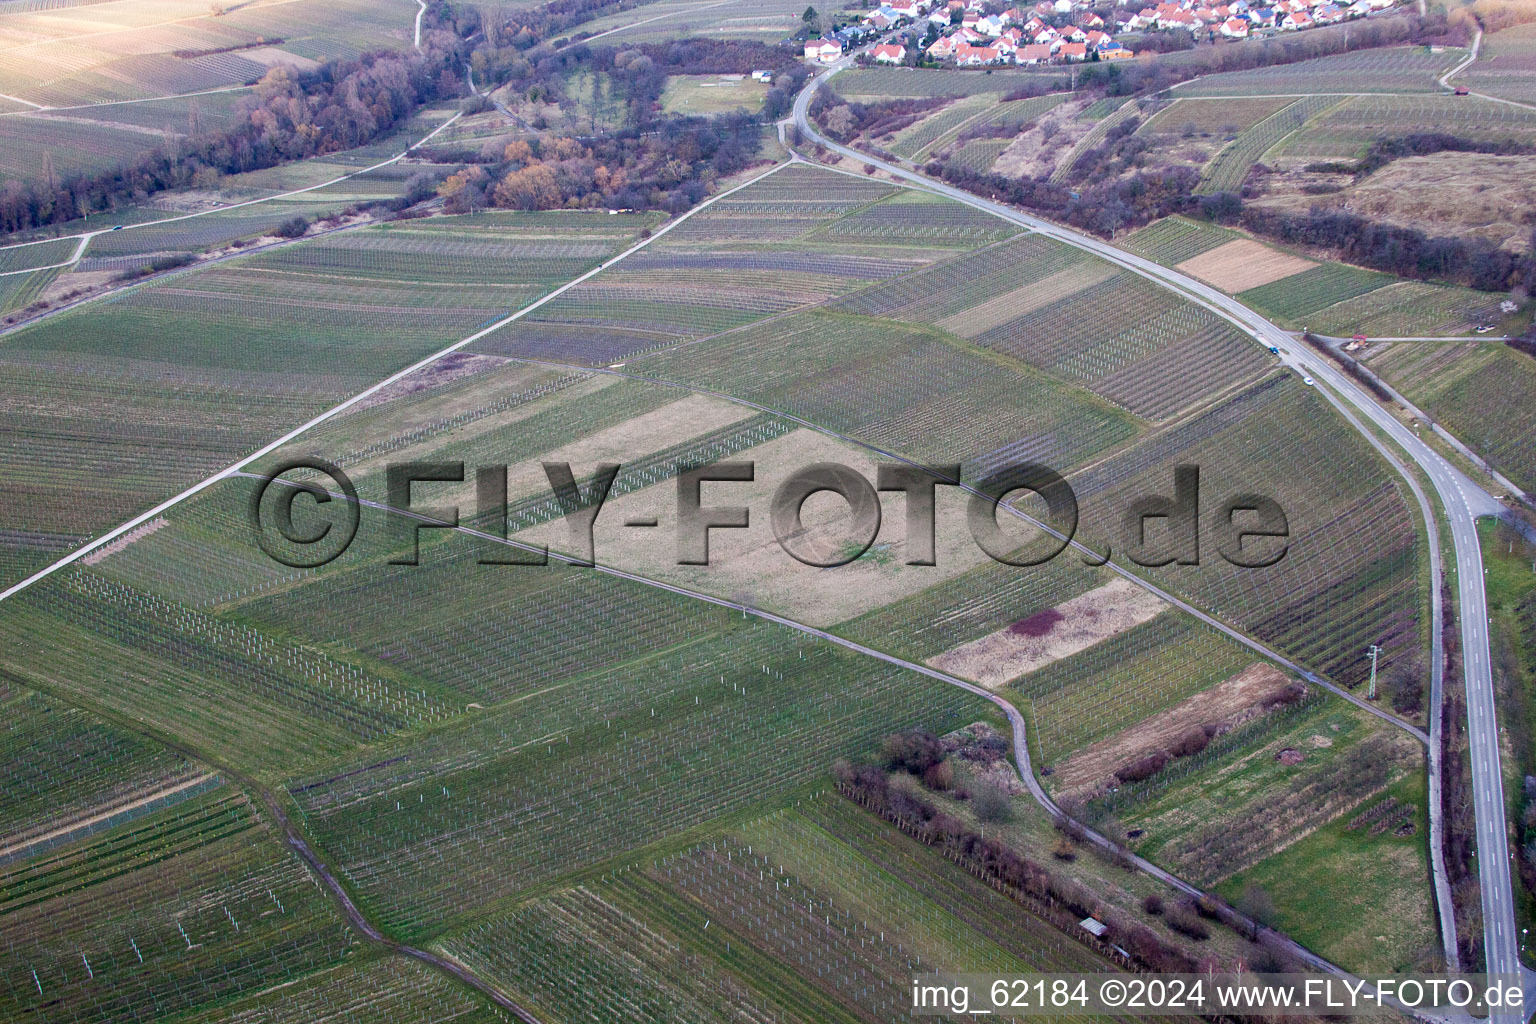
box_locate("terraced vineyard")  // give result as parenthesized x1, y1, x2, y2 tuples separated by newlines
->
(1050, 100, 1137, 183)
(1196, 96, 1340, 194)
(1172, 45, 1470, 97)
(1274, 92, 1536, 163)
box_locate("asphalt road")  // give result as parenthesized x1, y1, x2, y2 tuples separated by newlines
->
(795, 59, 1519, 995)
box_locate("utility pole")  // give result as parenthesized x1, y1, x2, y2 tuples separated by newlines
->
(1366, 644, 1382, 700)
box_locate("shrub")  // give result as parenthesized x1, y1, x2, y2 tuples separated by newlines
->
(1166, 906, 1209, 940)
(921, 760, 954, 791)
(274, 216, 308, 239)
(1142, 893, 1165, 916)
(882, 728, 944, 774)
(1115, 750, 1170, 783)
(970, 779, 1011, 822)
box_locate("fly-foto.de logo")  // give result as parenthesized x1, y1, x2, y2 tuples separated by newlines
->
(251, 459, 1290, 571)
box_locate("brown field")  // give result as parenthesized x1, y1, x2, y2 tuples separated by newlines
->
(927, 578, 1167, 689)
(1175, 238, 1315, 292)
(934, 260, 1118, 337)
(1253, 152, 1536, 253)
(351, 353, 511, 413)
(1050, 662, 1292, 796)
(514, 427, 996, 626)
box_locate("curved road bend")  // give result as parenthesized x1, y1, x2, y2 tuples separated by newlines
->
(228, 470, 1362, 982)
(796, 60, 1518, 988)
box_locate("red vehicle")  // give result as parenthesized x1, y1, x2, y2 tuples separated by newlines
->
(1454, 86, 1469, 96)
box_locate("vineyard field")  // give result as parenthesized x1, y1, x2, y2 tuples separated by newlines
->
(1363, 340, 1536, 497)
(1172, 46, 1469, 97)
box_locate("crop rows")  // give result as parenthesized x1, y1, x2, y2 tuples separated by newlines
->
(835, 233, 1086, 322)
(0, 783, 351, 1023)
(1139, 96, 1294, 135)
(1236, 262, 1394, 323)
(1072, 375, 1423, 691)
(820, 193, 1019, 246)
(647, 839, 940, 1020)
(1196, 95, 1339, 195)
(946, 137, 1011, 173)
(1049, 100, 1137, 183)
(1172, 45, 1468, 96)
(438, 886, 781, 1024)
(0, 689, 190, 845)
(888, 95, 993, 162)
(638, 309, 1139, 470)
(1119, 216, 1241, 265)
(0, 238, 75, 275)
(1366, 341, 1536, 496)
(1019, 614, 1257, 762)
(172, 956, 505, 1024)
(1307, 280, 1490, 336)
(286, 620, 984, 937)
(832, 67, 1059, 100)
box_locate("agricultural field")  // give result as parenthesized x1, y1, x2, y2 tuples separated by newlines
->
(1112, 699, 1430, 969)
(0, 0, 418, 108)
(1459, 20, 1536, 105)
(0, 14, 1487, 1011)
(569, 0, 808, 44)
(1069, 373, 1427, 698)
(1120, 216, 1494, 337)
(1195, 95, 1341, 194)
(1171, 45, 1470, 97)
(0, 686, 359, 1022)
(1271, 93, 1536, 165)
(433, 796, 1149, 1024)
(659, 74, 767, 116)
(831, 66, 1067, 101)
(1360, 340, 1536, 497)
(0, 208, 655, 588)
(1307, 279, 1500, 336)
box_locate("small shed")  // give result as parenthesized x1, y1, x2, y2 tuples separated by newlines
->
(1079, 916, 1107, 938)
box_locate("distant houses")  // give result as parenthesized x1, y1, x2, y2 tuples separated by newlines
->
(818, 0, 1395, 69)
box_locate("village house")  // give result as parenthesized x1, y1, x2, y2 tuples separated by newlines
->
(871, 42, 907, 62)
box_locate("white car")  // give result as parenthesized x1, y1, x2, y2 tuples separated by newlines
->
(1303, 376, 1315, 387)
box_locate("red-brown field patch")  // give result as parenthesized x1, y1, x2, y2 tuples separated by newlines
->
(926, 578, 1167, 689)
(1048, 662, 1296, 796)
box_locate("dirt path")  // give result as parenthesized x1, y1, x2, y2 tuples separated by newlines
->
(0, 771, 215, 860)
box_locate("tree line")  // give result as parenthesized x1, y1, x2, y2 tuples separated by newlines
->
(0, 36, 470, 235)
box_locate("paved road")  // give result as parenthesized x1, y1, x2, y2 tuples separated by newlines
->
(796, 60, 1520, 989)
(1312, 334, 1528, 505)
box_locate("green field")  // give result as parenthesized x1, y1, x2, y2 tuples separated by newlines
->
(1363, 341, 1536, 497)
(433, 796, 1143, 1024)
(660, 74, 767, 116)
(1172, 45, 1469, 97)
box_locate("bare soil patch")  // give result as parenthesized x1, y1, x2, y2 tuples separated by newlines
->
(1050, 662, 1294, 794)
(991, 99, 1093, 180)
(82, 515, 167, 566)
(1175, 238, 1314, 292)
(935, 260, 1118, 337)
(927, 578, 1167, 689)
(515, 427, 995, 626)
(351, 352, 510, 413)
